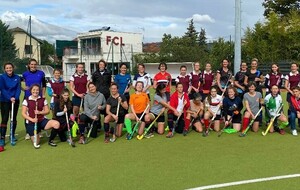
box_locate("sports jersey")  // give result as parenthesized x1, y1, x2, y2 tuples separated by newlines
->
(132, 73, 151, 94)
(205, 94, 222, 115)
(285, 71, 300, 89)
(22, 70, 46, 98)
(264, 93, 283, 116)
(153, 71, 172, 92)
(129, 92, 149, 114)
(200, 70, 214, 93)
(265, 72, 284, 91)
(70, 73, 89, 95)
(22, 96, 48, 123)
(217, 68, 232, 87)
(114, 73, 131, 94)
(175, 74, 191, 93)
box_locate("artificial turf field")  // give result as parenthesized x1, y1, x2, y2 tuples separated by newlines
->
(1, 90, 300, 190)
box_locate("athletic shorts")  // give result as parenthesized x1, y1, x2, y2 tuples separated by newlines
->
(72, 96, 82, 107)
(25, 118, 49, 136)
(150, 112, 165, 123)
(214, 114, 222, 120)
(117, 115, 125, 124)
(136, 113, 146, 122)
(244, 111, 261, 122)
(231, 114, 242, 124)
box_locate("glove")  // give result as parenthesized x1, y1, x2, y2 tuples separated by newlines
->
(234, 110, 239, 115)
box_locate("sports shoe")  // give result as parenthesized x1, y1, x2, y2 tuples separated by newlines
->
(183, 130, 188, 136)
(279, 129, 285, 135)
(10, 136, 18, 142)
(78, 136, 85, 144)
(166, 131, 173, 138)
(145, 133, 154, 139)
(0, 146, 4, 152)
(104, 133, 110, 143)
(0, 139, 5, 146)
(292, 130, 298, 136)
(25, 133, 30, 140)
(48, 141, 57, 147)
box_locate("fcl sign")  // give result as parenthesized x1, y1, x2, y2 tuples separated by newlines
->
(106, 36, 125, 46)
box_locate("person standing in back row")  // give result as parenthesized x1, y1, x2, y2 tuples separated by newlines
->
(153, 62, 172, 102)
(0, 63, 21, 147)
(189, 62, 201, 100)
(216, 59, 233, 94)
(22, 58, 47, 140)
(132, 63, 152, 99)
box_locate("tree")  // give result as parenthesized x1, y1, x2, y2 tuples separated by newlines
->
(0, 20, 17, 65)
(183, 19, 198, 46)
(198, 28, 207, 47)
(209, 38, 234, 71)
(40, 40, 55, 65)
(263, 0, 300, 17)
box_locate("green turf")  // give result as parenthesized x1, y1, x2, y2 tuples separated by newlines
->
(1, 90, 300, 190)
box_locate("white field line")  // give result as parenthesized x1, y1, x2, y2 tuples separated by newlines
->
(186, 174, 300, 190)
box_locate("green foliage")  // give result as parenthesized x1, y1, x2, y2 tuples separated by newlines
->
(0, 20, 17, 66)
(243, 10, 300, 63)
(40, 39, 55, 65)
(263, 0, 300, 18)
(209, 38, 234, 71)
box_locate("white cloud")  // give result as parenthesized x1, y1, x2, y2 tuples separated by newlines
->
(186, 14, 215, 23)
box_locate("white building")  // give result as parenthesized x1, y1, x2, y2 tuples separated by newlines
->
(62, 29, 143, 81)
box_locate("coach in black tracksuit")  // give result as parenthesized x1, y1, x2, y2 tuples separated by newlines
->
(91, 59, 112, 117)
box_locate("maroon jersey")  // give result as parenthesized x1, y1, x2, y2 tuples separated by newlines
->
(285, 72, 300, 89)
(175, 74, 191, 93)
(189, 71, 201, 92)
(48, 78, 65, 102)
(200, 71, 214, 93)
(70, 73, 89, 95)
(22, 96, 48, 123)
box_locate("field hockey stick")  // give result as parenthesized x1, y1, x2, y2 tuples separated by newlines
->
(136, 110, 165, 140)
(65, 105, 75, 147)
(188, 108, 202, 132)
(85, 120, 95, 144)
(239, 107, 263, 137)
(203, 78, 230, 137)
(123, 80, 131, 95)
(172, 102, 186, 135)
(33, 101, 40, 149)
(79, 98, 84, 114)
(218, 112, 235, 137)
(127, 104, 150, 140)
(262, 104, 283, 136)
(10, 102, 16, 146)
(110, 99, 121, 142)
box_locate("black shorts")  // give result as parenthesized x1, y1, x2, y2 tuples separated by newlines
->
(231, 114, 242, 123)
(136, 113, 146, 122)
(214, 114, 222, 120)
(117, 115, 125, 124)
(72, 96, 82, 107)
(150, 112, 165, 122)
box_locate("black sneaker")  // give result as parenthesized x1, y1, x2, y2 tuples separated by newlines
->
(48, 141, 57, 147)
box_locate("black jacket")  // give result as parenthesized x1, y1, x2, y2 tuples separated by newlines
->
(92, 69, 112, 99)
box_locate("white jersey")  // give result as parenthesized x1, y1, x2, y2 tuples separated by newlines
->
(205, 94, 222, 115)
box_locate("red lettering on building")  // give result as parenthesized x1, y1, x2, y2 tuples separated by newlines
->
(106, 36, 125, 46)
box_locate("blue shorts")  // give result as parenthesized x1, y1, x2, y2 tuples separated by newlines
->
(72, 96, 83, 107)
(26, 118, 49, 136)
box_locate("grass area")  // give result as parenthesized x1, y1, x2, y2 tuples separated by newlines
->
(1, 89, 300, 190)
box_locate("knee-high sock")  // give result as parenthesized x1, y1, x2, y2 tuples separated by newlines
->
(0, 126, 7, 139)
(185, 119, 190, 131)
(104, 122, 110, 133)
(203, 119, 209, 129)
(49, 128, 58, 141)
(124, 118, 132, 134)
(242, 117, 250, 131)
(279, 121, 289, 129)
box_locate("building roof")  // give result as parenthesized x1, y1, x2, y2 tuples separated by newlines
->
(9, 27, 43, 44)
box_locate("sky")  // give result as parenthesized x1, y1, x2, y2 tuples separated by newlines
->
(0, 0, 266, 43)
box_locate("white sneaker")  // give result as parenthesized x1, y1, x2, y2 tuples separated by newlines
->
(292, 130, 298, 136)
(25, 133, 30, 140)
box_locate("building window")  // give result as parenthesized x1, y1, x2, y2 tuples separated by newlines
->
(25, 45, 32, 54)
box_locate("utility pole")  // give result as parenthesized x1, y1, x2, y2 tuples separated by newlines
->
(234, 0, 241, 74)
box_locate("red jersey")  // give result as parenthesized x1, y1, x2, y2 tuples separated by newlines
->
(153, 71, 172, 92)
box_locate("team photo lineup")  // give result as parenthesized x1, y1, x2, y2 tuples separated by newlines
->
(1, 57, 300, 151)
